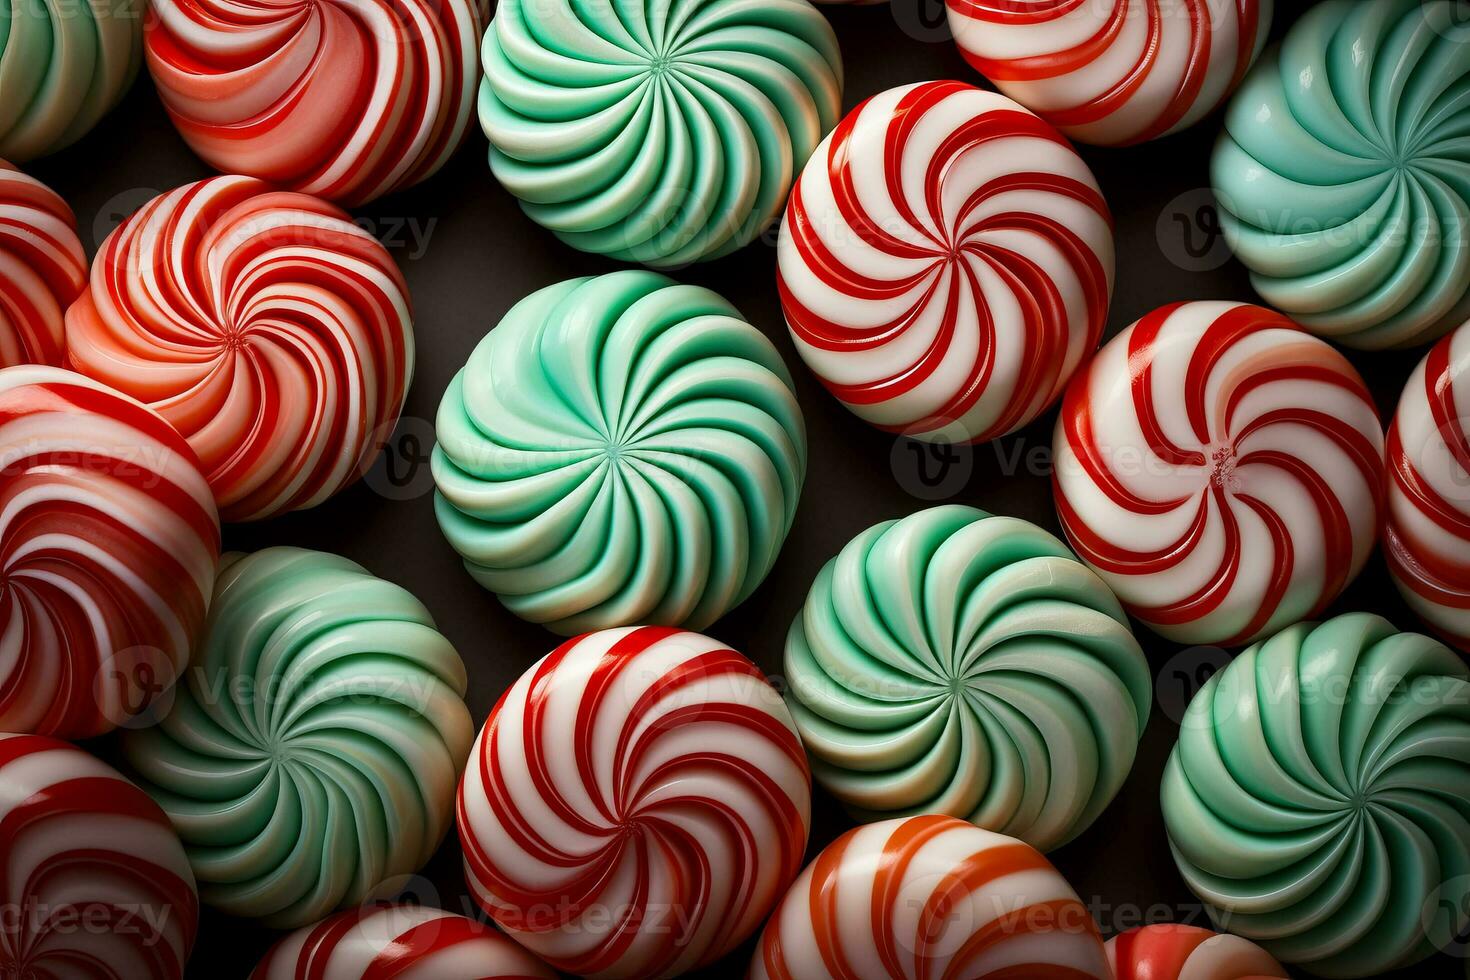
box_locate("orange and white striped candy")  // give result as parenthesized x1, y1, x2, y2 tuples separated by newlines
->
(1107, 924, 1288, 979)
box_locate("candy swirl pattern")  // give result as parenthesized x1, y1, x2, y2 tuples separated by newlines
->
(1387, 324, 1470, 650)
(751, 814, 1109, 979)
(66, 176, 415, 523)
(433, 271, 805, 635)
(777, 81, 1114, 444)
(946, 0, 1273, 147)
(145, 0, 486, 206)
(0, 0, 142, 161)
(121, 547, 475, 929)
(1107, 925, 1288, 979)
(0, 162, 87, 366)
(1212, 0, 1470, 349)
(1163, 614, 1470, 976)
(458, 626, 812, 980)
(0, 366, 219, 738)
(0, 734, 198, 980)
(1052, 301, 1385, 647)
(251, 905, 557, 979)
(784, 505, 1151, 852)
(481, 0, 843, 267)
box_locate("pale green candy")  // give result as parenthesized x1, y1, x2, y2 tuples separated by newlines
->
(121, 548, 474, 929)
(784, 504, 1151, 853)
(479, 0, 842, 267)
(1212, 0, 1470, 349)
(433, 270, 806, 635)
(1162, 613, 1470, 977)
(0, 0, 142, 161)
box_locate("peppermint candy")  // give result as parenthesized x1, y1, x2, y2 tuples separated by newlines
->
(947, 0, 1273, 146)
(457, 626, 812, 979)
(1053, 301, 1384, 646)
(66, 176, 414, 522)
(145, 0, 487, 205)
(0, 366, 219, 737)
(778, 81, 1113, 444)
(0, 734, 198, 979)
(0, 161, 86, 366)
(751, 814, 1109, 979)
(1387, 324, 1470, 650)
(1107, 925, 1287, 979)
(251, 905, 555, 979)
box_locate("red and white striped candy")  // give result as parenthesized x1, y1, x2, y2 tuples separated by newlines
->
(145, 0, 487, 206)
(457, 626, 812, 980)
(251, 905, 555, 979)
(65, 176, 414, 523)
(777, 81, 1113, 444)
(1053, 302, 1384, 647)
(1386, 324, 1470, 651)
(1107, 925, 1288, 979)
(946, 0, 1273, 147)
(0, 734, 198, 979)
(0, 161, 85, 367)
(0, 366, 219, 737)
(751, 814, 1109, 979)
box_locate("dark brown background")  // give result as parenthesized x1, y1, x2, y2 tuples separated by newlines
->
(26, 0, 1464, 976)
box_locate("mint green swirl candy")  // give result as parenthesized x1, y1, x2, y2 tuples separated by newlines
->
(784, 505, 1151, 853)
(0, 0, 142, 161)
(120, 548, 475, 929)
(433, 271, 805, 634)
(480, 0, 842, 267)
(1162, 613, 1470, 977)
(1212, 0, 1470, 349)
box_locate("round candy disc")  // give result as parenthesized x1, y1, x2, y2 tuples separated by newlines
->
(0, 0, 142, 161)
(784, 504, 1150, 851)
(433, 271, 805, 634)
(1053, 301, 1384, 646)
(122, 547, 475, 928)
(146, 0, 487, 205)
(946, 0, 1273, 147)
(1162, 613, 1470, 976)
(480, 0, 843, 267)
(1107, 925, 1288, 979)
(1212, 0, 1470, 349)
(751, 814, 1109, 979)
(66, 176, 415, 522)
(0, 365, 219, 738)
(0, 161, 86, 365)
(0, 734, 198, 979)
(252, 905, 556, 979)
(777, 80, 1113, 444)
(458, 626, 812, 980)
(1387, 324, 1470, 649)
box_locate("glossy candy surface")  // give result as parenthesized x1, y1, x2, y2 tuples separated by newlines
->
(750, 814, 1110, 979)
(946, 0, 1273, 146)
(0, 0, 142, 161)
(784, 505, 1150, 851)
(67, 176, 414, 522)
(122, 548, 474, 929)
(1053, 301, 1384, 646)
(251, 905, 556, 979)
(0, 161, 86, 366)
(0, 365, 219, 738)
(458, 626, 812, 980)
(1212, 0, 1470, 349)
(1162, 613, 1470, 976)
(480, 0, 843, 266)
(1107, 925, 1288, 979)
(433, 271, 805, 634)
(1386, 324, 1470, 650)
(0, 734, 198, 980)
(778, 81, 1113, 444)
(145, 0, 487, 205)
